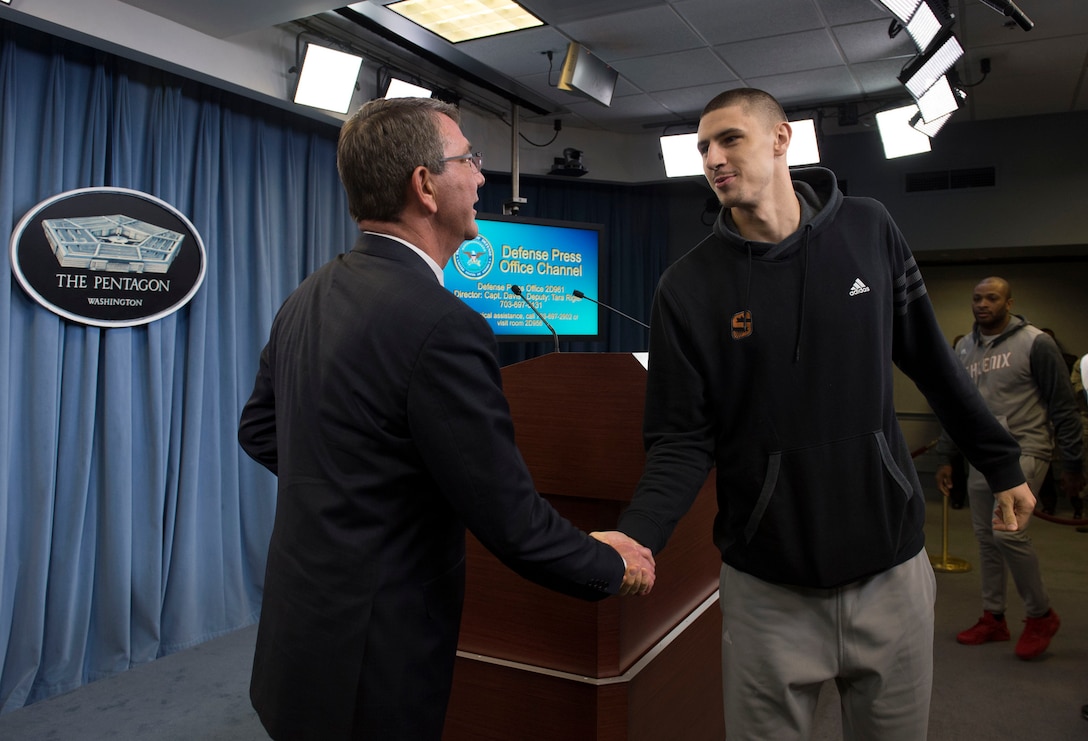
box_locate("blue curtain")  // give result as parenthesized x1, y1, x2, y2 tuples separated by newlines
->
(0, 22, 355, 712)
(0, 20, 673, 713)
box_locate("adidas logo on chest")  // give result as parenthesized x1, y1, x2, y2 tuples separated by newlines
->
(849, 278, 870, 296)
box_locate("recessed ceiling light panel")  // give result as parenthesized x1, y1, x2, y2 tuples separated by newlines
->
(387, 0, 543, 43)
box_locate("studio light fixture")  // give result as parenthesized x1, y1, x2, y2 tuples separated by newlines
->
(898, 29, 963, 100)
(659, 133, 702, 178)
(911, 86, 966, 137)
(786, 119, 821, 167)
(386, 0, 543, 43)
(384, 77, 433, 99)
(877, 104, 932, 158)
(875, 0, 922, 25)
(558, 43, 618, 107)
(904, 0, 952, 52)
(915, 74, 959, 123)
(910, 109, 952, 138)
(292, 43, 363, 114)
(875, 0, 969, 145)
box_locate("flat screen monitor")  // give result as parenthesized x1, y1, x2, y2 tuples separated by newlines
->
(444, 214, 605, 342)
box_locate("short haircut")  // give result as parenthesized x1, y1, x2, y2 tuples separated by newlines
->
(976, 276, 1012, 299)
(700, 88, 787, 128)
(337, 97, 461, 223)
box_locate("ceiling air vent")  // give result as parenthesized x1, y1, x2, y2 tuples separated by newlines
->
(906, 166, 995, 192)
(950, 167, 996, 189)
(905, 171, 948, 192)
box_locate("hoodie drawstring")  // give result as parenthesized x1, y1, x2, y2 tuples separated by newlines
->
(744, 241, 753, 319)
(794, 224, 812, 362)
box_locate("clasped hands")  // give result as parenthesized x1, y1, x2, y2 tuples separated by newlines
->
(590, 531, 655, 596)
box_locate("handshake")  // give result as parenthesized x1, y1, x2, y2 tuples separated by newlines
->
(590, 531, 656, 596)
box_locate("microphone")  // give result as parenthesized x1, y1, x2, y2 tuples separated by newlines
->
(572, 289, 649, 329)
(978, 0, 1033, 31)
(509, 284, 560, 353)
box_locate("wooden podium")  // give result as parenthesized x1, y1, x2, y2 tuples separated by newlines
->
(443, 353, 724, 740)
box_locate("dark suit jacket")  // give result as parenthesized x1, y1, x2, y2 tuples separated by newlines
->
(239, 233, 623, 740)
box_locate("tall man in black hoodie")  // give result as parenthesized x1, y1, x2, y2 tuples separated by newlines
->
(612, 88, 1036, 740)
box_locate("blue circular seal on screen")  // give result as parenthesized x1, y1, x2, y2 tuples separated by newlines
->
(452, 235, 494, 280)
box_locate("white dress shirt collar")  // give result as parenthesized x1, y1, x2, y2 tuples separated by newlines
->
(363, 231, 444, 286)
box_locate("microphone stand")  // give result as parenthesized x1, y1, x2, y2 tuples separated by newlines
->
(572, 290, 649, 329)
(510, 285, 560, 353)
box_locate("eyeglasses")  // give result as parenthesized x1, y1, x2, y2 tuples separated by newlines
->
(439, 152, 483, 172)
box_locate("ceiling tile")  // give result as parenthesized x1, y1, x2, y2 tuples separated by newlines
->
(746, 67, 863, 110)
(649, 82, 750, 124)
(832, 19, 916, 64)
(555, 6, 705, 62)
(517, 0, 665, 25)
(612, 48, 737, 93)
(457, 26, 570, 78)
(715, 29, 844, 78)
(819, 0, 893, 26)
(671, 0, 824, 45)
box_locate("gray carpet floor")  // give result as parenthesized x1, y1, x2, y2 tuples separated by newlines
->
(2, 482, 1087, 740)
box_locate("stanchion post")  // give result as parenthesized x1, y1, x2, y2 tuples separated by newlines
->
(930, 492, 972, 573)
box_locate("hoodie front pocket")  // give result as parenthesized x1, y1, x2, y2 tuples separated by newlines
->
(740, 430, 916, 586)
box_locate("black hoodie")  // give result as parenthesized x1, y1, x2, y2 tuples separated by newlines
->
(618, 167, 1024, 588)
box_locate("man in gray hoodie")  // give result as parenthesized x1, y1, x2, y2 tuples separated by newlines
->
(937, 276, 1085, 660)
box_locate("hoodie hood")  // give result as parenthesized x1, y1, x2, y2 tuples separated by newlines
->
(710, 166, 844, 361)
(712, 165, 843, 259)
(972, 312, 1030, 347)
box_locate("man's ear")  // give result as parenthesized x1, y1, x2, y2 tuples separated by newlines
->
(773, 121, 792, 157)
(410, 165, 439, 215)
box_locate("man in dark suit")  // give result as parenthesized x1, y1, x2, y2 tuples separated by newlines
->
(238, 97, 654, 740)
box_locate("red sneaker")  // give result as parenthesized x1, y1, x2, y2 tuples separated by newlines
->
(1015, 610, 1060, 660)
(956, 611, 1011, 645)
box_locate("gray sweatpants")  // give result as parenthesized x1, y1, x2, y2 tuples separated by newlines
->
(967, 454, 1051, 617)
(719, 550, 935, 741)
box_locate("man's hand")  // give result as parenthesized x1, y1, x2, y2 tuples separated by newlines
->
(992, 482, 1035, 532)
(590, 531, 655, 596)
(1059, 470, 1087, 499)
(935, 464, 954, 497)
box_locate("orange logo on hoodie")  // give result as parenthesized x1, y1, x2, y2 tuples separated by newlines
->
(731, 310, 752, 340)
